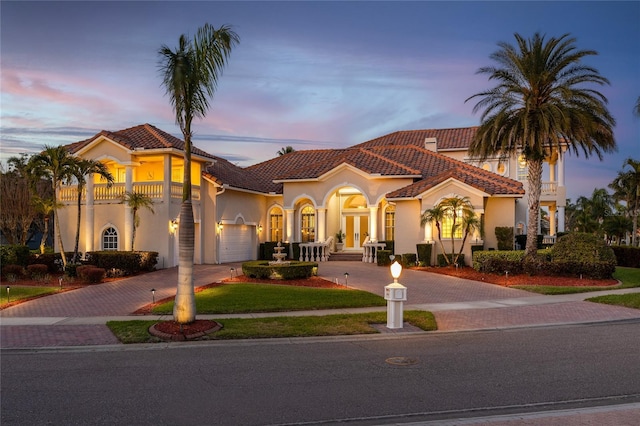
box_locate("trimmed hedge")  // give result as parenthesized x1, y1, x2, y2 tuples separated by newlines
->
(241, 260, 317, 280)
(77, 266, 106, 284)
(402, 253, 417, 267)
(611, 246, 640, 268)
(2, 264, 25, 279)
(1, 245, 31, 269)
(495, 227, 514, 250)
(26, 264, 48, 279)
(85, 251, 158, 277)
(377, 250, 393, 266)
(416, 243, 432, 266)
(27, 252, 76, 273)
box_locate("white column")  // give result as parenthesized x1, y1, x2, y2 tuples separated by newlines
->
(285, 209, 294, 259)
(369, 206, 378, 241)
(558, 152, 565, 187)
(558, 206, 565, 233)
(124, 165, 133, 251)
(85, 177, 94, 253)
(424, 221, 433, 242)
(317, 208, 326, 242)
(549, 205, 557, 236)
(163, 154, 172, 204)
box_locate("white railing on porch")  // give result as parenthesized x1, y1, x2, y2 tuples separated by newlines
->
(59, 181, 201, 203)
(362, 242, 386, 263)
(300, 239, 332, 262)
(541, 181, 557, 195)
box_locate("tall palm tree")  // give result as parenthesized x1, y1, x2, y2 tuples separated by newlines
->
(70, 159, 114, 263)
(158, 23, 239, 324)
(27, 145, 76, 268)
(466, 32, 616, 259)
(32, 196, 60, 254)
(121, 191, 155, 251)
(277, 146, 295, 156)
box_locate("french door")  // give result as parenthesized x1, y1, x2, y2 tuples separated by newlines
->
(344, 215, 368, 249)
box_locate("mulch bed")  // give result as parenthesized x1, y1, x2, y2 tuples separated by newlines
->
(416, 266, 619, 287)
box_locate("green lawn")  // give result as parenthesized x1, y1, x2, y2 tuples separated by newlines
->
(587, 293, 640, 310)
(151, 283, 386, 314)
(0, 286, 59, 308)
(106, 311, 437, 344)
(512, 267, 640, 295)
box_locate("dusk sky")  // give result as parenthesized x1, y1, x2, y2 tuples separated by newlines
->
(1, 1, 638, 201)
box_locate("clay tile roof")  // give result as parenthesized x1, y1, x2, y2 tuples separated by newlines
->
(354, 126, 479, 151)
(67, 123, 215, 160)
(204, 156, 275, 193)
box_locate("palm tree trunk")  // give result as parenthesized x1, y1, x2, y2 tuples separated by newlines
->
(53, 183, 67, 268)
(131, 208, 137, 251)
(435, 223, 450, 265)
(73, 187, 82, 263)
(40, 217, 49, 254)
(173, 200, 196, 324)
(525, 159, 543, 260)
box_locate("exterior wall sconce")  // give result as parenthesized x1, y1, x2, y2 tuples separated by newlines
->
(218, 221, 224, 232)
(169, 219, 178, 234)
(258, 224, 263, 233)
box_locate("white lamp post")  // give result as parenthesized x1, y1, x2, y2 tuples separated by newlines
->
(384, 261, 407, 329)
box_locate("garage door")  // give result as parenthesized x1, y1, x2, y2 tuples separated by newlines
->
(219, 224, 255, 263)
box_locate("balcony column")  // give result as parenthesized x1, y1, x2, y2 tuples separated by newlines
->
(549, 205, 557, 236)
(558, 152, 565, 187)
(85, 177, 95, 252)
(123, 165, 133, 251)
(369, 206, 378, 241)
(285, 208, 294, 258)
(164, 154, 172, 204)
(317, 208, 326, 242)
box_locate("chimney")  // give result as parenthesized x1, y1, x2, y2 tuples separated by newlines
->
(424, 137, 437, 152)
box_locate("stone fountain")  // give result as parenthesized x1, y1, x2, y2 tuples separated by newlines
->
(269, 242, 291, 266)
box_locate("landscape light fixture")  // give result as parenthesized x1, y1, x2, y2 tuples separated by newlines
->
(151, 288, 156, 304)
(230, 267, 235, 279)
(390, 261, 402, 283)
(59, 277, 63, 290)
(344, 272, 349, 286)
(6, 286, 10, 303)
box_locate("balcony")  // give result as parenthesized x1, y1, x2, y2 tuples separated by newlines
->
(59, 182, 201, 203)
(541, 181, 557, 196)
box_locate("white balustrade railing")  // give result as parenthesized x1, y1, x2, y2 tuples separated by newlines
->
(362, 242, 386, 263)
(60, 181, 200, 203)
(299, 242, 331, 262)
(541, 181, 557, 195)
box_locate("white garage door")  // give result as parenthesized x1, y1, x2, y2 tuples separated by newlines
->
(219, 224, 255, 263)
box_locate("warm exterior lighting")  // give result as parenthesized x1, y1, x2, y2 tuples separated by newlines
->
(151, 288, 156, 303)
(218, 221, 224, 232)
(258, 224, 263, 233)
(169, 219, 178, 234)
(344, 272, 349, 286)
(6, 286, 10, 303)
(390, 261, 402, 282)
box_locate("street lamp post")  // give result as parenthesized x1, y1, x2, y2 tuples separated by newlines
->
(384, 261, 407, 329)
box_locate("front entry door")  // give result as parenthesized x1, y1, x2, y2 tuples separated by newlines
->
(344, 215, 368, 249)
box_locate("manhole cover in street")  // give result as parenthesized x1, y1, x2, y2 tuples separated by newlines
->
(385, 357, 419, 366)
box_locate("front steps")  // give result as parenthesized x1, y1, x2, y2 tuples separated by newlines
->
(329, 252, 363, 261)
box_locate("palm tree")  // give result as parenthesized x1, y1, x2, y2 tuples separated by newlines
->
(158, 23, 239, 324)
(27, 145, 76, 268)
(455, 209, 481, 265)
(121, 191, 155, 251)
(466, 32, 616, 260)
(277, 146, 295, 156)
(610, 158, 640, 246)
(32, 196, 59, 254)
(70, 159, 114, 263)
(420, 204, 448, 264)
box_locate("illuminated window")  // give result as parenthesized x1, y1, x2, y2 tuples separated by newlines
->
(301, 206, 315, 242)
(269, 207, 283, 242)
(441, 208, 464, 239)
(517, 155, 528, 181)
(385, 205, 395, 240)
(102, 227, 118, 251)
(344, 194, 366, 209)
(496, 163, 506, 175)
(482, 163, 492, 172)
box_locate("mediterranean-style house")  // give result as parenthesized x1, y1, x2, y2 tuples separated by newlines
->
(56, 123, 567, 267)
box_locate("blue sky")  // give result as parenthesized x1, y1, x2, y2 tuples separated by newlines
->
(1, 1, 638, 201)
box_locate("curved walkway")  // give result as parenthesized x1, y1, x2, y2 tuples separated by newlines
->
(2, 262, 640, 348)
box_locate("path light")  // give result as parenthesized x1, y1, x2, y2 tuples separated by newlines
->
(6, 286, 10, 303)
(59, 277, 63, 290)
(230, 267, 235, 279)
(384, 261, 407, 329)
(344, 272, 349, 286)
(151, 288, 156, 304)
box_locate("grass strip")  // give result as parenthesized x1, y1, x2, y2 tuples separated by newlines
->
(587, 293, 640, 310)
(0, 286, 60, 308)
(106, 310, 437, 344)
(152, 283, 386, 314)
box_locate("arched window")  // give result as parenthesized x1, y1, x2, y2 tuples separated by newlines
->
(269, 207, 283, 242)
(300, 205, 315, 242)
(385, 204, 395, 241)
(441, 208, 464, 239)
(102, 227, 118, 251)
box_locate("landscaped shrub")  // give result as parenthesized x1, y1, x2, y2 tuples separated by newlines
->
(2, 264, 25, 280)
(377, 250, 392, 266)
(402, 253, 417, 267)
(611, 246, 640, 268)
(241, 261, 317, 280)
(292, 243, 301, 261)
(549, 233, 616, 279)
(473, 250, 525, 272)
(27, 252, 76, 273)
(437, 254, 465, 267)
(26, 264, 49, 280)
(85, 251, 158, 276)
(416, 243, 432, 266)
(515, 234, 544, 250)
(1, 245, 31, 268)
(495, 227, 514, 250)
(77, 266, 106, 284)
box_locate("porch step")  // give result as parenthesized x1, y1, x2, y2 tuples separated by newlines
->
(329, 252, 363, 261)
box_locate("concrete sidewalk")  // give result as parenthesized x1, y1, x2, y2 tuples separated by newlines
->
(2, 262, 640, 348)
